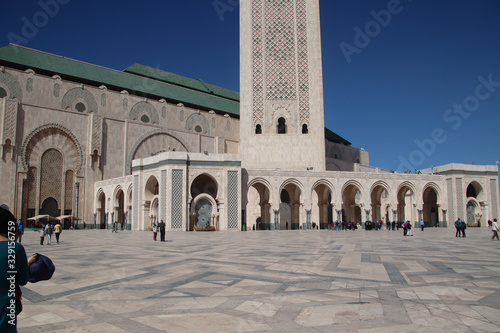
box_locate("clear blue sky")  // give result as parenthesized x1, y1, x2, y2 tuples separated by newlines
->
(1, 0, 499, 173)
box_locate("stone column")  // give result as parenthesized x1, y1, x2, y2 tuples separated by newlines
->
(305, 209, 311, 230)
(273, 209, 279, 231)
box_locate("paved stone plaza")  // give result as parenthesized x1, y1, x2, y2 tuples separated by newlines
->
(16, 227, 500, 332)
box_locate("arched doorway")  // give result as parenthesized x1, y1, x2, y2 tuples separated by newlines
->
(312, 182, 333, 229)
(247, 181, 271, 231)
(190, 174, 219, 230)
(40, 197, 59, 217)
(342, 183, 362, 224)
(280, 189, 292, 230)
(98, 191, 106, 229)
(115, 189, 125, 230)
(466, 182, 483, 226)
(281, 181, 302, 230)
(423, 187, 439, 227)
(145, 176, 159, 229)
(397, 184, 415, 223)
(370, 183, 390, 223)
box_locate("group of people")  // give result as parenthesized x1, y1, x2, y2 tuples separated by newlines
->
(152, 220, 166, 242)
(38, 222, 63, 245)
(454, 218, 467, 237)
(402, 221, 413, 236)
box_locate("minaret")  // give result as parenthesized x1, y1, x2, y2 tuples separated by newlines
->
(240, 0, 326, 171)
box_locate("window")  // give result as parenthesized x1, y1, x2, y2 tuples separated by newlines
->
(140, 115, 150, 123)
(277, 117, 286, 134)
(195, 125, 202, 133)
(255, 124, 262, 134)
(0, 87, 6, 98)
(302, 124, 308, 134)
(75, 102, 86, 112)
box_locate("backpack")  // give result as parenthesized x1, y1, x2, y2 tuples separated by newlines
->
(455, 220, 461, 228)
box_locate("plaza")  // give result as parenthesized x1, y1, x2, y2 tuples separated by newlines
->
(18, 227, 500, 332)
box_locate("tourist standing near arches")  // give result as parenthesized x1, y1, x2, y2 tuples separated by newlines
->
(158, 220, 166, 242)
(455, 218, 462, 237)
(152, 222, 157, 241)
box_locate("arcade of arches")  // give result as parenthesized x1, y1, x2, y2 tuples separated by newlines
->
(246, 179, 444, 231)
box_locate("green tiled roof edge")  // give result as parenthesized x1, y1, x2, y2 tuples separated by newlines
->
(0, 44, 240, 116)
(124, 63, 239, 102)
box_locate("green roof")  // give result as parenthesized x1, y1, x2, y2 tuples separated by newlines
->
(124, 63, 239, 102)
(0, 44, 239, 116)
(0, 44, 351, 144)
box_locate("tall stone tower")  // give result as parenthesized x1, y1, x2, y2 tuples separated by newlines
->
(240, 0, 326, 171)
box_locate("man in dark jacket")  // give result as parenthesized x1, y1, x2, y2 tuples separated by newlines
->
(158, 220, 166, 242)
(455, 218, 462, 237)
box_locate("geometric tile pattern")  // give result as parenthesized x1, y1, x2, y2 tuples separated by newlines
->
(27, 167, 37, 208)
(227, 170, 239, 229)
(456, 178, 464, 218)
(64, 170, 73, 210)
(53, 83, 60, 98)
(251, 0, 264, 126)
(0, 71, 23, 101)
(40, 149, 62, 207)
(27, 77, 33, 93)
(264, 0, 296, 100)
(447, 178, 454, 221)
(91, 114, 103, 156)
(18, 228, 500, 332)
(133, 175, 139, 229)
(491, 179, 498, 219)
(296, 0, 310, 124)
(160, 170, 166, 223)
(2, 98, 18, 145)
(171, 169, 183, 229)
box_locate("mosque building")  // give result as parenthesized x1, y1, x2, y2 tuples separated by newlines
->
(0, 0, 498, 231)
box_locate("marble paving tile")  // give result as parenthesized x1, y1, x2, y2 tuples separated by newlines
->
(15, 228, 500, 332)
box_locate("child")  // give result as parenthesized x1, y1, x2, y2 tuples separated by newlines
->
(39, 225, 46, 245)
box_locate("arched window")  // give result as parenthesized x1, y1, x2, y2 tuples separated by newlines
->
(255, 124, 262, 134)
(0, 87, 7, 98)
(302, 124, 308, 134)
(277, 117, 286, 134)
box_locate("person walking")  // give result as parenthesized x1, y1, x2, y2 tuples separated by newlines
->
(420, 220, 424, 231)
(112, 222, 117, 233)
(461, 219, 467, 238)
(491, 219, 499, 240)
(45, 223, 53, 245)
(54, 223, 62, 244)
(158, 220, 166, 242)
(152, 222, 157, 241)
(16, 219, 24, 243)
